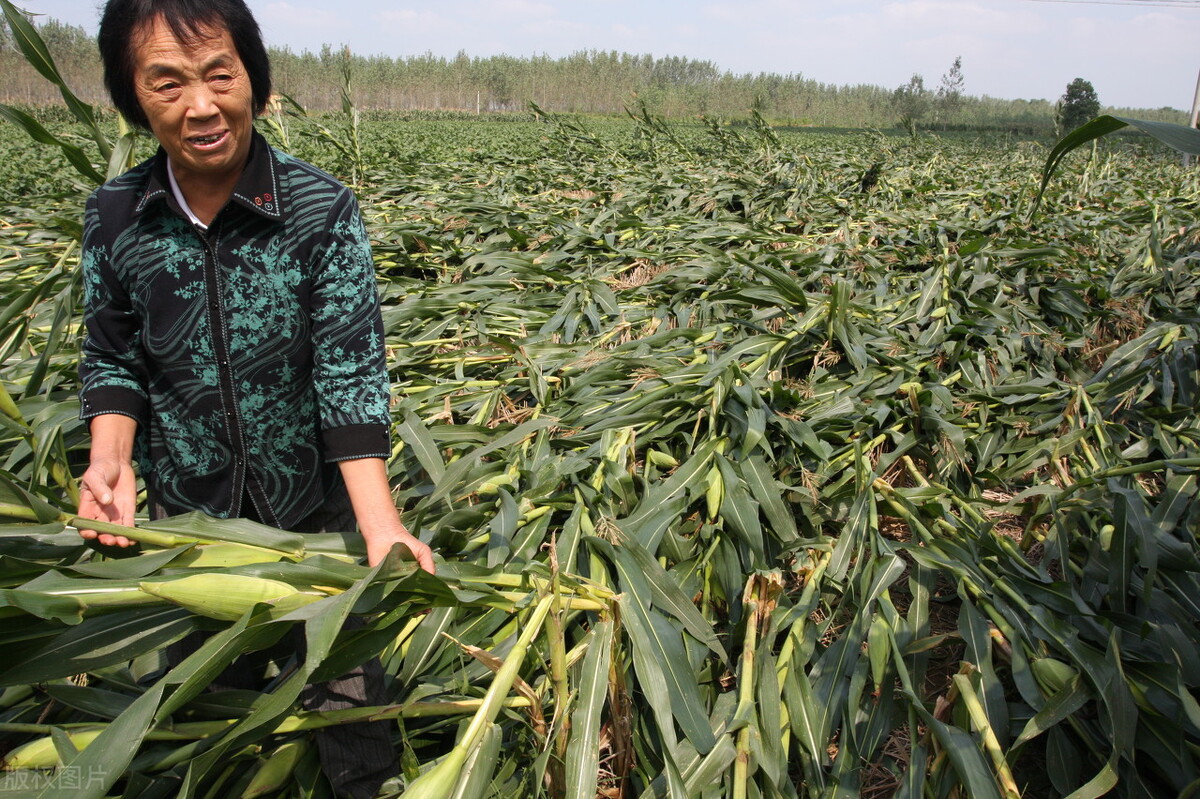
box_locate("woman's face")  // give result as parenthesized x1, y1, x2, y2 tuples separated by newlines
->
(131, 15, 254, 189)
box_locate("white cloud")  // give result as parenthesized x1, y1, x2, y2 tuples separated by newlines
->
(376, 9, 446, 26)
(490, 0, 557, 16)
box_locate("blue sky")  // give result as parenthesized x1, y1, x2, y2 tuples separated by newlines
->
(19, 0, 1200, 110)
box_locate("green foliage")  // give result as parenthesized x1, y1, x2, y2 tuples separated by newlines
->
(1, 102, 1200, 797)
(1056, 77, 1101, 135)
(266, 49, 367, 187)
(893, 73, 930, 134)
(936, 56, 965, 127)
(1033, 114, 1200, 217)
(0, 0, 136, 185)
(2, 9, 1191, 135)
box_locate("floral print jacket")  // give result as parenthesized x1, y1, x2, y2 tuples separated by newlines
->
(79, 131, 390, 529)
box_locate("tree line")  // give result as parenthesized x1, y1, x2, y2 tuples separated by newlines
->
(0, 14, 1187, 134)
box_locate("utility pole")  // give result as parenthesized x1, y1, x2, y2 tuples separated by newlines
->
(1186, 67, 1200, 167)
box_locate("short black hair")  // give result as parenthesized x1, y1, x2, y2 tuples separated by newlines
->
(98, 0, 272, 129)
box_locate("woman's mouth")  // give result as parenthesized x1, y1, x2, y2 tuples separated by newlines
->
(189, 131, 227, 149)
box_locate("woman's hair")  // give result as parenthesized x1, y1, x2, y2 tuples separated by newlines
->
(98, 0, 272, 129)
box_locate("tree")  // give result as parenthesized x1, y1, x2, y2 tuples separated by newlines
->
(936, 56, 964, 128)
(1056, 78, 1100, 134)
(892, 73, 929, 134)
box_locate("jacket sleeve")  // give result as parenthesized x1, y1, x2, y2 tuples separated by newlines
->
(309, 188, 391, 462)
(78, 190, 150, 427)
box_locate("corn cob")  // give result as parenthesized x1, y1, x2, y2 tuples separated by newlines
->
(3, 728, 104, 770)
(170, 543, 288, 569)
(138, 574, 324, 621)
(240, 738, 309, 798)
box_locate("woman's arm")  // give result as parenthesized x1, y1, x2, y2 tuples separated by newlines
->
(338, 456, 435, 572)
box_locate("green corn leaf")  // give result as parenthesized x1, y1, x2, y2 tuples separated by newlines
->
(754, 642, 785, 787)
(449, 722, 502, 799)
(613, 537, 727, 659)
(735, 252, 810, 310)
(0, 0, 112, 163)
(782, 652, 826, 769)
(43, 684, 136, 721)
(399, 409, 447, 483)
(0, 607, 195, 685)
(0, 472, 63, 524)
(916, 709, 1004, 799)
(618, 574, 716, 754)
(106, 125, 138, 181)
(424, 418, 555, 507)
(0, 587, 85, 623)
(740, 454, 798, 544)
(563, 619, 613, 799)
(0, 0, 63, 86)
(0, 105, 105, 184)
(682, 735, 737, 796)
(1013, 676, 1090, 748)
(67, 546, 195, 578)
(1035, 115, 1200, 213)
(134, 513, 308, 555)
(1062, 759, 1119, 799)
(618, 437, 721, 537)
(36, 672, 166, 798)
(716, 454, 765, 560)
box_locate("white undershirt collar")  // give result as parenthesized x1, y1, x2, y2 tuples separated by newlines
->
(166, 159, 208, 231)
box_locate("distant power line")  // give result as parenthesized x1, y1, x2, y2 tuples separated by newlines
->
(1020, 0, 1200, 7)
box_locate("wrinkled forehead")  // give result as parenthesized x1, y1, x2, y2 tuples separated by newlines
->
(130, 13, 232, 59)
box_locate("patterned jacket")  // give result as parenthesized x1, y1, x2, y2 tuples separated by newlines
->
(79, 131, 390, 529)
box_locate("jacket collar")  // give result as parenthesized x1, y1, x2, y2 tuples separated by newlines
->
(134, 129, 286, 223)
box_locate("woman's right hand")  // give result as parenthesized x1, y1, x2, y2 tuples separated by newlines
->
(78, 458, 138, 547)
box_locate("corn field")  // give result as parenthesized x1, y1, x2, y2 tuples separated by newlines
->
(1, 85, 1200, 798)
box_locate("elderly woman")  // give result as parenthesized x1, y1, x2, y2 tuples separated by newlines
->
(75, 1, 431, 795)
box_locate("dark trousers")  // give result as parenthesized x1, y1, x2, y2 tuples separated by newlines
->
(162, 490, 399, 799)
